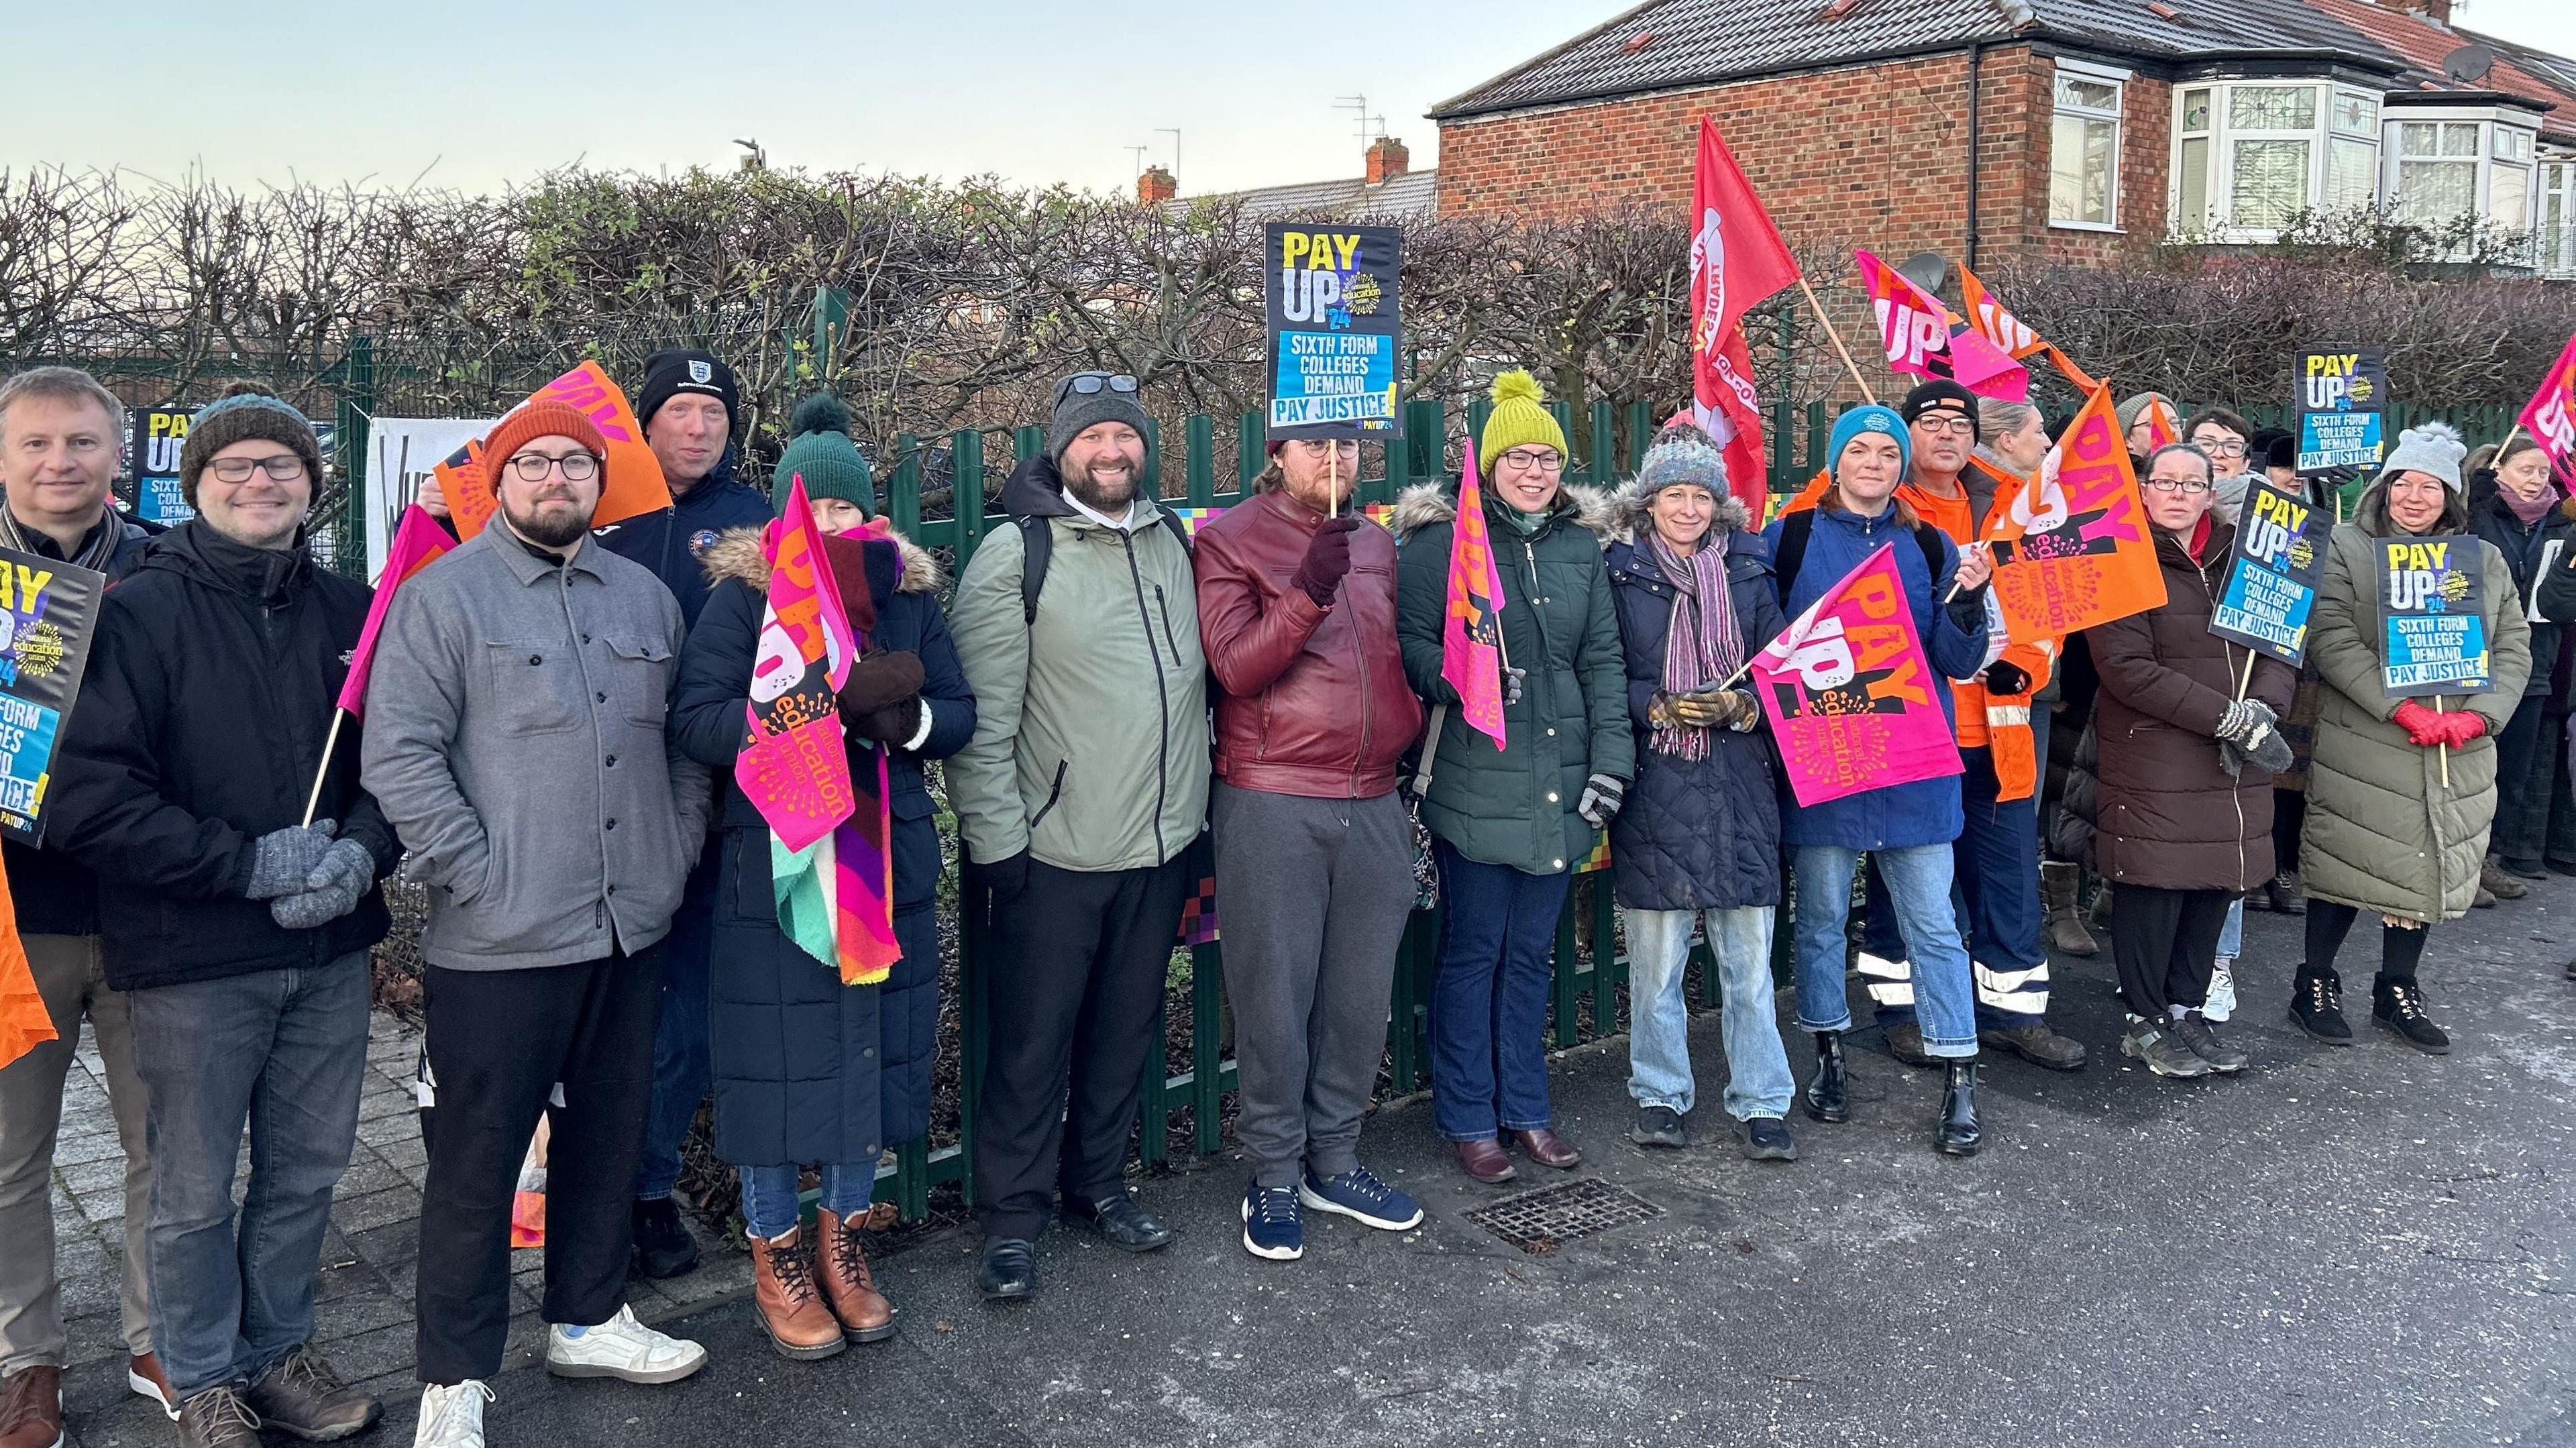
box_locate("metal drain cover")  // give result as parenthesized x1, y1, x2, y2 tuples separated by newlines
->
(1464, 1178, 1663, 1255)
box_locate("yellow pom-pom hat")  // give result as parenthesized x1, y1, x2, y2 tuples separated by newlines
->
(1478, 369, 1570, 475)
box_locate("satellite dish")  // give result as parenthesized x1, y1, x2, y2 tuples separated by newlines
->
(1897, 252, 1953, 298)
(2443, 44, 2496, 84)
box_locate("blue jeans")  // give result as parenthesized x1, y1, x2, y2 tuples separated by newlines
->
(1792, 844, 1977, 1058)
(1859, 747, 2049, 1029)
(1429, 842, 1571, 1141)
(738, 1162, 873, 1241)
(634, 858, 718, 1201)
(2218, 896, 2244, 960)
(1621, 905, 1793, 1121)
(125, 955, 370, 1396)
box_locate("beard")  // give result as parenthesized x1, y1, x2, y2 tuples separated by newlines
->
(1063, 453, 1138, 514)
(503, 492, 594, 549)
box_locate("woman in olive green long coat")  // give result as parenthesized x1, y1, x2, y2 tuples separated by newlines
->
(2296, 424, 2530, 1054)
(1393, 372, 1632, 1183)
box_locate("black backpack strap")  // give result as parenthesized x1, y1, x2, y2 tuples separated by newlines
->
(1772, 508, 1816, 599)
(1018, 508, 1191, 626)
(1017, 514, 1051, 627)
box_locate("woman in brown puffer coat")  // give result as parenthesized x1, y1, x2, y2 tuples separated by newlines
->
(2084, 443, 2297, 1078)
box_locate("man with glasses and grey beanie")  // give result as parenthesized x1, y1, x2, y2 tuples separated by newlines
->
(948, 372, 1206, 1301)
(54, 384, 398, 1448)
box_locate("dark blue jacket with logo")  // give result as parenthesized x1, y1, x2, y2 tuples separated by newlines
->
(594, 448, 773, 627)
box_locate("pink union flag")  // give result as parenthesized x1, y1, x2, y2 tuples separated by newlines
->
(336, 505, 454, 720)
(1752, 543, 1964, 807)
(1443, 443, 1509, 749)
(1854, 247, 2029, 403)
(2518, 329, 2576, 492)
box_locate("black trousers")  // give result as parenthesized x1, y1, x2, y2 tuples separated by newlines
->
(415, 944, 662, 1384)
(2304, 901, 2428, 986)
(2491, 694, 2557, 870)
(971, 856, 1190, 1241)
(2110, 883, 2230, 1019)
(2272, 791, 2306, 874)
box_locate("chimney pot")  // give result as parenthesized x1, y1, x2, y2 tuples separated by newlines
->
(1365, 135, 1411, 186)
(1138, 165, 1177, 205)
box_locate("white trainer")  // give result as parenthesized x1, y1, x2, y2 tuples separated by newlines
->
(2205, 959, 2237, 1023)
(542, 1304, 708, 1384)
(413, 1381, 494, 1448)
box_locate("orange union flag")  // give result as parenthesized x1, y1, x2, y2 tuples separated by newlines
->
(433, 361, 673, 539)
(1986, 385, 2167, 645)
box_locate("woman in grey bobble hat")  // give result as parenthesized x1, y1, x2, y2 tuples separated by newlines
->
(2294, 421, 2531, 1055)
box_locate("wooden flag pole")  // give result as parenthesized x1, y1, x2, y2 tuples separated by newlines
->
(2236, 649, 2256, 701)
(2434, 693, 2451, 791)
(301, 710, 347, 829)
(1328, 439, 1340, 521)
(1796, 275, 1878, 406)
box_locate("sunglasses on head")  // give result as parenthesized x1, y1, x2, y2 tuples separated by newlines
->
(1057, 373, 1140, 403)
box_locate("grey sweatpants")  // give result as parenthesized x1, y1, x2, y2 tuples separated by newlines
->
(1210, 782, 1416, 1188)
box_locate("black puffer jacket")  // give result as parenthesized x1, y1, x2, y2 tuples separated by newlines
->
(1601, 490, 1787, 913)
(53, 522, 398, 990)
(2488, 492, 2576, 698)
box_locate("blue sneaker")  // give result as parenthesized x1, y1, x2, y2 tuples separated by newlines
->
(1240, 1182, 1303, 1260)
(1298, 1165, 1424, 1231)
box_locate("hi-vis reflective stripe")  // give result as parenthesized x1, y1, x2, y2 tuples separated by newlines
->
(1974, 960, 2049, 1014)
(1857, 950, 1916, 1007)
(1986, 704, 2031, 726)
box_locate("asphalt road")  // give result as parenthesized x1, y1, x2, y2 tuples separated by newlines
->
(85, 883, 2576, 1448)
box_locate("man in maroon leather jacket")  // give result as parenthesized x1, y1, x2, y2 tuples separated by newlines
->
(1192, 436, 1427, 1262)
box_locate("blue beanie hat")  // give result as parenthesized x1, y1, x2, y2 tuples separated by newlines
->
(1828, 404, 1911, 484)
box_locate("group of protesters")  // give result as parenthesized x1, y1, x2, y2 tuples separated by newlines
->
(0, 345, 2557, 1448)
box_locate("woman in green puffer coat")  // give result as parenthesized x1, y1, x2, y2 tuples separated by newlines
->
(1393, 372, 1632, 1184)
(2296, 423, 2530, 1055)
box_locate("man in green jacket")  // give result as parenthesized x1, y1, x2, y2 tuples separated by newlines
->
(948, 373, 1209, 1300)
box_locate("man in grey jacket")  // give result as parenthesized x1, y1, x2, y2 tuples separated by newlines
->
(358, 402, 714, 1448)
(948, 372, 1208, 1301)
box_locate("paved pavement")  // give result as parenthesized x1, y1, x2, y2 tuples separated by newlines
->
(54, 881, 2576, 1447)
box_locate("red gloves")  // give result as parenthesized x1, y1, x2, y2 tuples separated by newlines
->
(2392, 700, 2445, 747)
(2393, 699, 2489, 748)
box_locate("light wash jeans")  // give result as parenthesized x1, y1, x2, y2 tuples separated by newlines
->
(739, 1162, 873, 1240)
(1621, 906, 1794, 1121)
(2216, 897, 2244, 960)
(1790, 844, 1978, 1058)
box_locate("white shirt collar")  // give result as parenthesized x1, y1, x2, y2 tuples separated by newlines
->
(1062, 491, 1137, 533)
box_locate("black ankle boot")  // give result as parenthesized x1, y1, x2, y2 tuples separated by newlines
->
(1935, 1060, 1982, 1156)
(1804, 1031, 1849, 1123)
(2288, 964, 2353, 1046)
(2372, 977, 2451, 1054)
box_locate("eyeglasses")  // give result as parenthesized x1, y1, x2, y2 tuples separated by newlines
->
(1499, 448, 1563, 473)
(205, 455, 308, 484)
(504, 451, 601, 482)
(2143, 476, 2214, 494)
(2194, 436, 2249, 459)
(1914, 416, 1974, 439)
(1291, 438, 1359, 455)
(1057, 372, 1139, 403)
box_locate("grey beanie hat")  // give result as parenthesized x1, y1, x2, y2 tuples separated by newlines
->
(2379, 420, 2468, 492)
(1047, 374, 1151, 466)
(1636, 419, 1727, 495)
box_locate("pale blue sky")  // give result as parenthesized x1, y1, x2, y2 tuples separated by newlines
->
(11, 0, 2573, 197)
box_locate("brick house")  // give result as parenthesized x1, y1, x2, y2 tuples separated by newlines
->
(1428, 0, 2576, 278)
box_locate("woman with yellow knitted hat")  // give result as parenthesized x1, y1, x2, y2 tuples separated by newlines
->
(1391, 371, 1633, 1184)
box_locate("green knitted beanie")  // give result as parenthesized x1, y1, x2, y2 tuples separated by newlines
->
(769, 394, 875, 517)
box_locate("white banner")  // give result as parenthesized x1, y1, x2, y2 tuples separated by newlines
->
(363, 419, 490, 581)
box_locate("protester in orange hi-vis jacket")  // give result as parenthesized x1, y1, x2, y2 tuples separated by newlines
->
(1781, 381, 2088, 1073)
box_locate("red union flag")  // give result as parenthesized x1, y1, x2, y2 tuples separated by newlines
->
(1753, 543, 1964, 807)
(1855, 247, 2029, 402)
(1689, 118, 1798, 518)
(2518, 329, 2576, 491)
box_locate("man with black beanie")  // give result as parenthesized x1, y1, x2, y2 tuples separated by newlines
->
(1853, 380, 2090, 1076)
(610, 347, 773, 1282)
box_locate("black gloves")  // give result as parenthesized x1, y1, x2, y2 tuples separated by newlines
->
(1289, 517, 1360, 607)
(1982, 660, 2031, 696)
(964, 848, 1030, 906)
(837, 649, 924, 718)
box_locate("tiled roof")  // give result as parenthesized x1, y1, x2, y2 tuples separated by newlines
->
(1161, 168, 1440, 219)
(1430, 0, 2572, 121)
(2304, 0, 2576, 140)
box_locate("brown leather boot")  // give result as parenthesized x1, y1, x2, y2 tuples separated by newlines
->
(814, 1208, 897, 1342)
(0, 1366, 62, 1448)
(2039, 861, 2098, 956)
(749, 1228, 847, 1361)
(1511, 1128, 1582, 1169)
(1454, 1138, 1516, 1183)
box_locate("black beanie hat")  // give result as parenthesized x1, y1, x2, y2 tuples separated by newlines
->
(635, 349, 740, 431)
(1899, 379, 1983, 443)
(178, 383, 325, 506)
